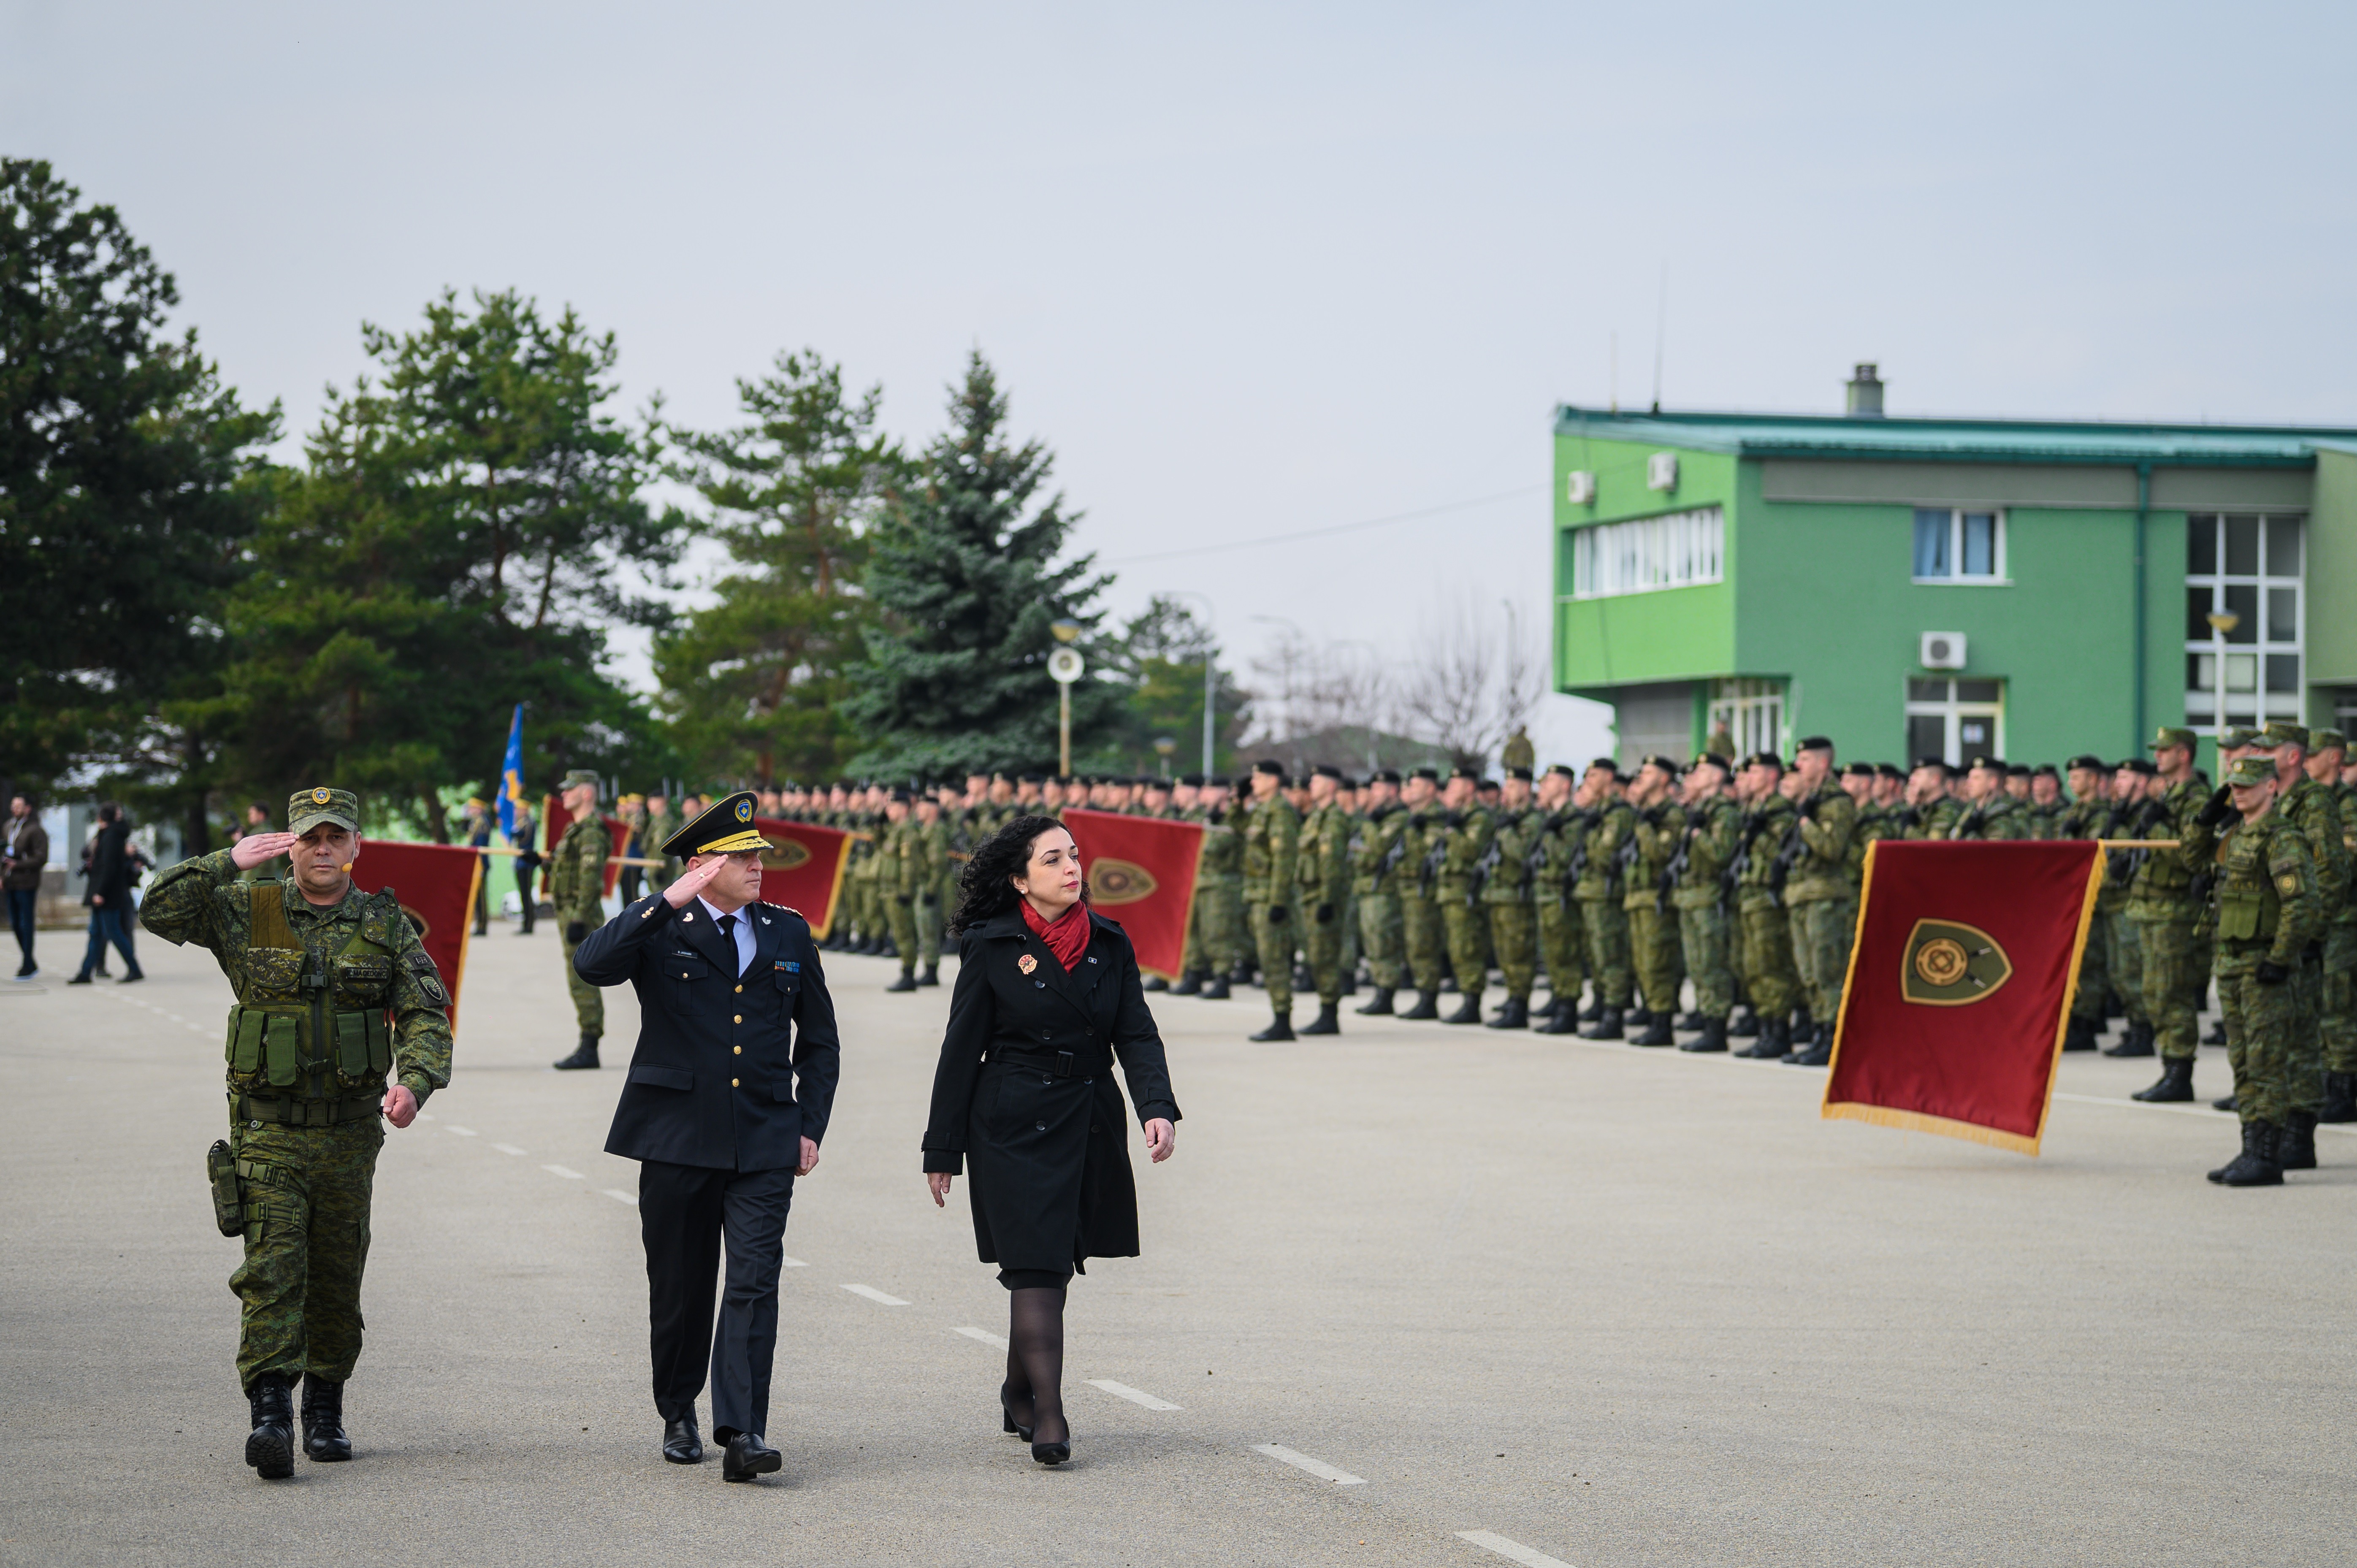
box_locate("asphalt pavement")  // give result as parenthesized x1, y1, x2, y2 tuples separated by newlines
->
(1, 913, 2351, 1568)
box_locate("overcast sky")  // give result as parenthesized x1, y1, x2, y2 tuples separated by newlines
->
(9, 1, 2353, 766)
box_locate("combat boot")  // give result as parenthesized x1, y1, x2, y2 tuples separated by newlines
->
(1441, 991, 1484, 1025)
(2209, 1121, 2283, 1186)
(553, 1034, 600, 1070)
(1626, 1005, 1653, 1028)
(919, 966, 940, 987)
(1789, 1008, 1815, 1043)
(1201, 973, 1232, 1000)
(1727, 1007, 1760, 1038)
(2278, 1110, 2319, 1171)
(1784, 1023, 1834, 1067)
(2212, 1094, 2239, 1113)
(2202, 1018, 2228, 1046)
(1629, 1012, 1674, 1047)
(1173, 970, 1203, 997)
(301, 1373, 351, 1463)
(886, 972, 918, 993)
(1539, 1001, 1582, 1035)
(1484, 997, 1530, 1031)
(1293, 964, 1314, 992)
(1143, 975, 1170, 993)
(2062, 1021, 2098, 1053)
(1249, 1011, 1295, 1043)
(1577, 997, 1605, 1024)
(1354, 988, 1395, 1016)
(1736, 1018, 1788, 1059)
(1680, 1017, 1729, 1053)
(2319, 1071, 2356, 1124)
(1300, 1004, 1341, 1036)
(1399, 989, 1441, 1021)
(2131, 1057, 2195, 1103)
(1676, 1010, 1708, 1031)
(1580, 1006, 1624, 1041)
(1228, 961, 1256, 988)
(245, 1372, 295, 1480)
(2103, 1020, 2154, 1059)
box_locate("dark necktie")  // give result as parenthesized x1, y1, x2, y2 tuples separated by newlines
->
(717, 913, 739, 975)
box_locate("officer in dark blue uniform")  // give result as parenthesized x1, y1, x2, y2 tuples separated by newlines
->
(574, 790, 841, 1482)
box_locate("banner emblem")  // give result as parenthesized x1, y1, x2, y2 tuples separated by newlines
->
(1902, 918, 2012, 1006)
(761, 840, 813, 871)
(1087, 858, 1158, 906)
(401, 905, 431, 943)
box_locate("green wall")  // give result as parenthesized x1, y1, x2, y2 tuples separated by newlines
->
(1552, 433, 1739, 690)
(2308, 448, 2357, 709)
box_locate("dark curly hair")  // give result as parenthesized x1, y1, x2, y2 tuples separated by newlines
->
(951, 814, 1082, 936)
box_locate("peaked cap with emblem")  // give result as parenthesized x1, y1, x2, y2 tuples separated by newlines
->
(2224, 755, 2277, 788)
(661, 788, 774, 859)
(287, 786, 360, 835)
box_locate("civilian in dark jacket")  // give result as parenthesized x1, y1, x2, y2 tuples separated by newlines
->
(6, 792, 47, 978)
(923, 815, 1181, 1466)
(573, 791, 840, 1483)
(69, 805, 143, 984)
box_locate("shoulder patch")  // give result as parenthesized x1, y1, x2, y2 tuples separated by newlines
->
(2278, 872, 2302, 894)
(403, 948, 450, 1007)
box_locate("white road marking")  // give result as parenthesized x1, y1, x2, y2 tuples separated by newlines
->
(780, 1255, 807, 1268)
(445, 1125, 478, 1137)
(1088, 1379, 1180, 1411)
(1456, 1530, 1576, 1568)
(542, 1164, 584, 1179)
(602, 1189, 637, 1205)
(954, 1326, 1008, 1349)
(1251, 1444, 1365, 1485)
(841, 1284, 908, 1306)
(492, 1143, 526, 1156)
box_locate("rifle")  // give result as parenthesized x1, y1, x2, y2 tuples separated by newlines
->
(1371, 820, 1408, 893)
(1657, 823, 1693, 914)
(1471, 836, 1501, 907)
(1720, 809, 1771, 912)
(1766, 811, 1808, 900)
(1563, 808, 1598, 899)
(1417, 824, 1447, 899)
(1611, 827, 1638, 900)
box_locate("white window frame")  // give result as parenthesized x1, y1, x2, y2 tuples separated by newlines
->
(1911, 507, 2009, 585)
(1571, 505, 1724, 600)
(1707, 678, 1787, 759)
(2183, 513, 2303, 737)
(1904, 677, 2005, 767)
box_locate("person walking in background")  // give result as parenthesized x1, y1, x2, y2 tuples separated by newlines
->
(69, 802, 143, 984)
(509, 796, 540, 936)
(923, 815, 1180, 1468)
(6, 792, 47, 979)
(550, 770, 610, 1070)
(462, 798, 494, 936)
(616, 793, 648, 905)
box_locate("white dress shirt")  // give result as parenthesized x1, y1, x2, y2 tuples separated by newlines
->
(697, 895, 757, 977)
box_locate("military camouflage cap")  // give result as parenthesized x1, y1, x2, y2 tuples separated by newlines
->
(2216, 725, 2260, 750)
(2311, 728, 2347, 751)
(2224, 756, 2277, 788)
(560, 769, 600, 790)
(2147, 726, 2197, 753)
(2259, 720, 2309, 750)
(287, 786, 359, 835)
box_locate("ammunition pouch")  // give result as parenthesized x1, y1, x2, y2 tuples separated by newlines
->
(224, 1002, 391, 1098)
(231, 1091, 383, 1128)
(2217, 883, 2279, 944)
(206, 1139, 244, 1236)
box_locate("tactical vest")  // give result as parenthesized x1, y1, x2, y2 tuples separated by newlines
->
(223, 882, 397, 1127)
(2213, 823, 2283, 945)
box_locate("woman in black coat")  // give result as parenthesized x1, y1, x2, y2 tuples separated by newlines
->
(924, 815, 1180, 1466)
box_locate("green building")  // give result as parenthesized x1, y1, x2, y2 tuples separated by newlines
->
(1552, 366, 2357, 771)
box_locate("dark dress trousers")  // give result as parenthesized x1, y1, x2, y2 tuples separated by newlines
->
(575, 893, 840, 1438)
(922, 909, 1180, 1278)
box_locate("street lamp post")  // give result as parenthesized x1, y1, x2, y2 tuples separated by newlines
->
(1049, 619, 1084, 777)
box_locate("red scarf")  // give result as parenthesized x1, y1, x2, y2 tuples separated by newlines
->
(1021, 898, 1090, 971)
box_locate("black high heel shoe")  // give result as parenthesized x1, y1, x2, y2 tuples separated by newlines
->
(1030, 1437, 1070, 1466)
(999, 1383, 1033, 1442)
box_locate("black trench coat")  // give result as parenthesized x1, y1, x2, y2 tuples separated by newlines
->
(922, 907, 1181, 1275)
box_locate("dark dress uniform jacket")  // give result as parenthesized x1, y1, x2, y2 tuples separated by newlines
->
(923, 908, 1181, 1274)
(576, 893, 840, 1173)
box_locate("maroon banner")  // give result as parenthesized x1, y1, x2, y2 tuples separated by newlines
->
(1824, 840, 2104, 1156)
(1060, 808, 1206, 980)
(350, 839, 482, 1024)
(541, 796, 631, 897)
(753, 818, 854, 939)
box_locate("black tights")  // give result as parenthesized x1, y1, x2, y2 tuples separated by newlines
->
(1002, 1286, 1068, 1446)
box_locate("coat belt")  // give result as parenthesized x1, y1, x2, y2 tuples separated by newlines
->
(986, 1047, 1109, 1078)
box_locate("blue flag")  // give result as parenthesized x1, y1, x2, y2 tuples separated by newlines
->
(498, 705, 526, 837)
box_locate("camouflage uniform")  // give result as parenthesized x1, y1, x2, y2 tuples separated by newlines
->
(1296, 794, 1354, 1009)
(1732, 793, 1802, 1029)
(2329, 762, 2357, 1085)
(1242, 788, 1302, 1016)
(1436, 802, 1497, 1009)
(1400, 803, 1451, 998)
(1574, 799, 1638, 1010)
(1947, 791, 2032, 840)
(2183, 787, 2321, 1132)
(141, 791, 452, 1394)
(1672, 793, 1743, 1021)
(2270, 757, 2348, 1118)
(885, 812, 926, 978)
(1785, 780, 1861, 1028)
(1626, 802, 1688, 1019)
(640, 803, 679, 893)
(1899, 796, 1964, 841)
(1536, 808, 1588, 1010)
(2126, 773, 2211, 1064)
(1187, 800, 1247, 982)
(1352, 802, 1412, 993)
(2057, 790, 2116, 1035)
(1483, 805, 1542, 1007)
(548, 802, 610, 1040)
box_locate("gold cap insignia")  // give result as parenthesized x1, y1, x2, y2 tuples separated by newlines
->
(312, 787, 333, 805)
(735, 799, 753, 822)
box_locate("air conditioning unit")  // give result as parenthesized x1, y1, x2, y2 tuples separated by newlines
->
(1566, 470, 1597, 505)
(1921, 631, 1967, 670)
(1646, 452, 1679, 492)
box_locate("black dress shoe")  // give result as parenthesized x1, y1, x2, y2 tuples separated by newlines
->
(245, 1372, 295, 1480)
(662, 1416, 703, 1463)
(300, 1372, 351, 1462)
(721, 1430, 781, 1481)
(1031, 1438, 1071, 1465)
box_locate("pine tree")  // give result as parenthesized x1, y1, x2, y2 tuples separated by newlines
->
(845, 352, 1118, 779)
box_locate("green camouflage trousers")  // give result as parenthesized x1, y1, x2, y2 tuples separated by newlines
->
(1627, 903, 1684, 1016)
(1401, 893, 1447, 994)
(1537, 898, 1583, 1006)
(1356, 891, 1406, 990)
(1737, 904, 1800, 1021)
(2219, 959, 2299, 1127)
(1788, 898, 1857, 1024)
(563, 933, 603, 1038)
(889, 894, 921, 975)
(230, 1116, 383, 1391)
(1303, 902, 1347, 1006)
(2136, 915, 2204, 1062)
(1678, 905, 1734, 1018)
(1250, 903, 1296, 1014)
(1579, 898, 1633, 1007)
(2289, 947, 2326, 1115)
(1486, 903, 1537, 1001)
(1186, 882, 1244, 976)
(2070, 910, 2112, 1025)
(2325, 925, 2357, 1075)
(2105, 910, 2146, 1025)
(1443, 901, 1489, 1003)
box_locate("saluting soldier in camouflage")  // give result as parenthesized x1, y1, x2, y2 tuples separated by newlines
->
(1947, 756, 2032, 839)
(1621, 756, 1690, 1045)
(2182, 755, 2324, 1185)
(2309, 729, 2357, 1121)
(550, 769, 610, 1069)
(2027, 765, 2069, 839)
(1782, 737, 1859, 1066)
(1532, 764, 1587, 1034)
(1670, 755, 1742, 1053)
(141, 786, 452, 1479)
(1241, 760, 1302, 1040)
(1350, 769, 1411, 1015)
(1395, 768, 1451, 1018)
(1479, 767, 1543, 1029)
(1295, 765, 1355, 1035)
(2118, 731, 2213, 1099)
(1433, 767, 1496, 1025)
(1728, 753, 1804, 1059)
(1575, 760, 1638, 1040)
(2259, 721, 2348, 1164)
(1894, 758, 1965, 841)
(2056, 755, 2116, 1052)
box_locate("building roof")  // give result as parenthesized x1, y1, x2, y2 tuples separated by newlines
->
(1552, 406, 2357, 469)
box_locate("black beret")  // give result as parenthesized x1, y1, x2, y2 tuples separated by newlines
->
(1503, 765, 1534, 781)
(1844, 761, 1877, 777)
(1545, 763, 1578, 779)
(2065, 754, 2106, 772)
(1796, 735, 1834, 753)
(1744, 751, 1782, 771)
(1912, 757, 1950, 775)
(1409, 766, 1441, 782)
(1373, 768, 1402, 784)
(1312, 763, 1344, 780)
(1253, 759, 1285, 776)
(1876, 763, 1906, 780)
